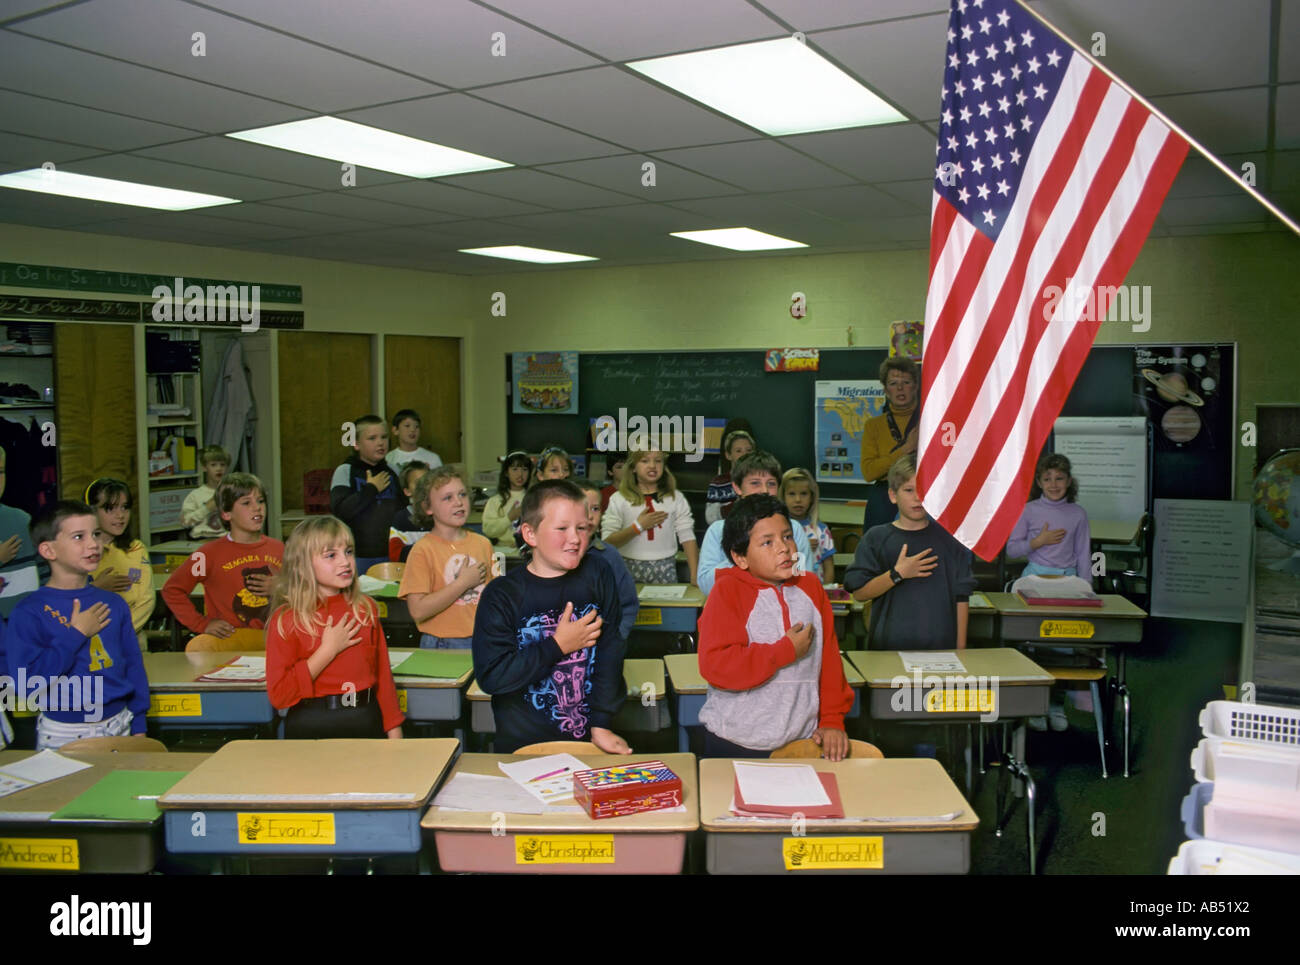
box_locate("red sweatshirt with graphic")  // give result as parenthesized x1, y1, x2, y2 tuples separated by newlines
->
(161, 535, 284, 634)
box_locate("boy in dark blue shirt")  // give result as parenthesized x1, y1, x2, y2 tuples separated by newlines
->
(5, 501, 150, 749)
(331, 414, 402, 574)
(473, 480, 629, 754)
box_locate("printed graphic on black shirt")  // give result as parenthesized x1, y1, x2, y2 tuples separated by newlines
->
(519, 603, 600, 739)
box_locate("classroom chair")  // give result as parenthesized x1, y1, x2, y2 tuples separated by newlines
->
(185, 628, 267, 653)
(59, 735, 168, 754)
(302, 468, 332, 515)
(770, 738, 883, 760)
(1107, 513, 1152, 608)
(365, 562, 405, 581)
(513, 741, 603, 756)
(1034, 658, 1111, 779)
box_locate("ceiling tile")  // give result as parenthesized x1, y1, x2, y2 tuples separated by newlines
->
(775, 184, 922, 220)
(1277, 85, 1300, 150)
(534, 155, 743, 201)
(13, 0, 443, 111)
(135, 136, 407, 192)
(0, 90, 198, 152)
(199, 200, 386, 233)
(1150, 88, 1271, 154)
(199, 0, 601, 86)
(1159, 194, 1274, 226)
(649, 141, 856, 192)
(0, 189, 126, 226)
(875, 178, 932, 208)
(343, 180, 551, 219)
(474, 67, 757, 151)
(0, 131, 109, 168)
(435, 167, 641, 209)
(1282, 0, 1300, 83)
(780, 123, 938, 182)
(759, 0, 947, 31)
(67, 153, 300, 202)
(262, 191, 472, 226)
(811, 15, 948, 119)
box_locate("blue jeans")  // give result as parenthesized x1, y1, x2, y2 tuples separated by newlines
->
(420, 634, 472, 649)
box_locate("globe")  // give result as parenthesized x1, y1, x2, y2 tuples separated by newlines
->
(1254, 449, 1300, 574)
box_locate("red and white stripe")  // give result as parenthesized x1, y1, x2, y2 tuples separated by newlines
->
(918, 52, 1187, 561)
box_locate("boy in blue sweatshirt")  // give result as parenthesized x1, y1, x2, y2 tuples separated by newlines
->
(4, 501, 150, 749)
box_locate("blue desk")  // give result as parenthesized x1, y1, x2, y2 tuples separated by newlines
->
(143, 651, 272, 730)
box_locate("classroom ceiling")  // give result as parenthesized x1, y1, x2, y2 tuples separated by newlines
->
(0, 0, 1296, 275)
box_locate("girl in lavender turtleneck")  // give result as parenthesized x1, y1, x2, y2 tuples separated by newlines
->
(1007, 454, 1092, 584)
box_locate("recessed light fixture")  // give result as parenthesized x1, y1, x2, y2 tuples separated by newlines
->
(460, 245, 597, 264)
(0, 169, 238, 210)
(670, 228, 807, 251)
(628, 37, 906, 135)
(228, 117, 512, 178)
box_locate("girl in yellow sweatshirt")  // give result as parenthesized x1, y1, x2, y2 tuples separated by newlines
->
(86, 478, 155, 649)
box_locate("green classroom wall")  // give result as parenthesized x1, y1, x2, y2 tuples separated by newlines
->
(2, 223, 1297, 499)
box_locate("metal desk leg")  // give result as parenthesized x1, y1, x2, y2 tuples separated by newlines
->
(1118, 651, 1131, 778)
(993, 721, 1038, 874)
(1091, 679, 1108, 780)
(964, 724, 973, 799)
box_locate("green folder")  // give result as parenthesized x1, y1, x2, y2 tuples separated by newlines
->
(391, 649, 473, 679)
(51, 770, 188, 823)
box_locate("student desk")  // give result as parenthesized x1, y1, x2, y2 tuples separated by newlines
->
(144, 651, 273, 732)
(818, 501, 868, 526)
(160, 738, 458, 861)
(390, 649, 474, 728)
(664, 653, 865, 754)
(466, 658, 670, 743)
(423, 752, 698, 874)
(699, 757, 978, 874)
(633, 583, 706, 641)
(986, 592, 1147, 777)
(0, 750, 209, 873)
(148, 539, 204, 567)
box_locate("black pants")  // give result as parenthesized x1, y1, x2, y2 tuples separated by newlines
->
(284, 697, 384, 739)
(701, 728, 771, 759)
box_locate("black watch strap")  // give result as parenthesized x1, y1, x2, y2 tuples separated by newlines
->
(889, 566, 904, 585)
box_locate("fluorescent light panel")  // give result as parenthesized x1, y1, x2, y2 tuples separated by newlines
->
(671, 228, 806, 251)
(460, 246, 597, 264)
(0, 169, 237, 210)
(228, 117, 511, 178)
(629, 37, 906, 136)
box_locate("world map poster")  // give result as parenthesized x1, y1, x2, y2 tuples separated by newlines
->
(814, 380, 885, 484)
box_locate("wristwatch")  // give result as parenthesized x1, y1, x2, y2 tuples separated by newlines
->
(889, 566, 904, 585)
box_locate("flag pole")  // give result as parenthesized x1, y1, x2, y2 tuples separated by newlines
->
(1013, 0, 1300, 237)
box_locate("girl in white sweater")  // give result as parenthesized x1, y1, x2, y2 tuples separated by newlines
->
(601, 450, 698, 585)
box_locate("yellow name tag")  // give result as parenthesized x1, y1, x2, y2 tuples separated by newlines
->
(1039, 619, 1095, 639)
(0, 837, 80, 870)
(164, 554, 188, 569)
(237, 812, 336, 845)
(514, 835, 615, 864)
(375, 600, 389, 618)
(925, 689, 996, 713)
(396, 689, 408, 713)
(149, 693, 202, 716)
(783, 836, 883, 870)
(634, 608, 662, 626)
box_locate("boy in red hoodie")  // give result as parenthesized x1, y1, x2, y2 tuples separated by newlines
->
(697, 494, 853, 759)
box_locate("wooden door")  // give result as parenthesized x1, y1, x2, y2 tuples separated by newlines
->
(384, 335, 461, 464)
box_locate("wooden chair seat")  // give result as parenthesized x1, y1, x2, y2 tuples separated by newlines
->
(59, 735, 168, 754)
(513, 741, 603, 756)
(366, 562, 405, 581)
(186, 628, 267, 652)
(770, 738, 883, 759)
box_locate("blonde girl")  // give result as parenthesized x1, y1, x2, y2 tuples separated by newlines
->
(779, 468, 835, 583)
(265, 516, 404, 740)
(602, 449, 698, 585)
(86, 478, 154, 647)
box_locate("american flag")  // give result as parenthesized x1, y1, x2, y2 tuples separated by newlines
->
(918, 0, 1187, 560)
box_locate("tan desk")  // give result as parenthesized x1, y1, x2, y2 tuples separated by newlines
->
(390, 649, 474, 725)
(144, 650, 270, 728)
(159, 738, 458, 858)
(423, 752, 698, 874)
(0, 750, 209, 873)
(467, 658, 669, 740)
(847, 648, 1052, 721)
(818, 501, 869, 526)
(148, 539, 204, 566)
(664, 652, 865, 753)
(699, 757, 977, 874)
(633, 582, 705, 638)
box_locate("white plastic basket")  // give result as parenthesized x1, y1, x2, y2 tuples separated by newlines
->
(1168, 839, 1300, 875)
(1190, 736, 1300, 788)
(1200, 700, 1300, 748)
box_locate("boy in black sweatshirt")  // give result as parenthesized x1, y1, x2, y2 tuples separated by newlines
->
(330, 414, 401, 573)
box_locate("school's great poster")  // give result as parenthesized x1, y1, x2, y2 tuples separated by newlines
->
(814, 380, 885, 484)
(512, 351, 579, 415)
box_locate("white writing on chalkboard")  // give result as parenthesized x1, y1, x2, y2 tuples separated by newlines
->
(592, 354, 759, 410)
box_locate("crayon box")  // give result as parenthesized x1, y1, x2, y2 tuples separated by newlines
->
(572, 761, 682, 820)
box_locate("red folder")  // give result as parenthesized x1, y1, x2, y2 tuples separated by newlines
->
(732, 771, 845, 819)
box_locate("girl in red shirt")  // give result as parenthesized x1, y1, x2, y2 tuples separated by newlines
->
(266, 516, 404, 740)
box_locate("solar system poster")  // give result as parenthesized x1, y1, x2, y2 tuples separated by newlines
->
(1135, 344, 1235, 501)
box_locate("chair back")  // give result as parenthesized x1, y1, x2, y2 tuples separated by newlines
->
(770, 738, 883, 759)
(59, 735, 168, 754)
(186, 628, 266, 652)
(366, 562, 405, 581)
(513, 741, 603, 757)
(302, 468, 333, 515)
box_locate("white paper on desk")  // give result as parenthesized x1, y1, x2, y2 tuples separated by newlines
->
(0, 750, 92, 796)
(0, 564, 37, 599)
(433, 772, 546, 814)
(198, 655, 266, 681)
(498, 753, 588, 805)
(388, 651, 413, 671)
(968, 592, 992, 609)
(638, 584, 688, 601)
(357, 574, 394, 594)
(733, 761, 831, 808)
(898, 651, 969, 674)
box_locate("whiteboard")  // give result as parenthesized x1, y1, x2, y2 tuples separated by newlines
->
(1052, 416, 1147, 523)
(1151, 499, 1252, 623)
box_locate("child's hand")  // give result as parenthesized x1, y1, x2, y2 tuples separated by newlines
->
(552, 602, 603, 654)
(636, 508, 668, 532)
(0, 534, 21, 565)
(813, 727, 849, 761)
(205, 619, 236, 639)
(386, 726, 404, 740)
(786, 622, 814, 659)
(507, 500, 522, 522)
(69, 597, 111, 637)
(321, 614, 363, 656)
(458, 559, 488, 590)
(365, 469, 392, 492)
(591, 727, 631, 754)
(244, 571, 274, 595)
(92, 567, 132, 593)
(1030, 523, 1067, 549)
(895, 543, 938, 580)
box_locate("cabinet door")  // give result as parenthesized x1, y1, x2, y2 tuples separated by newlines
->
(384, 334, 461, 464)
(277, 331, 372, 511)
(55, 321, 137, 501)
